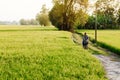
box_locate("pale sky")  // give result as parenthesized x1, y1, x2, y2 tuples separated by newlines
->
(0, 0, 53, 21)
(0, 0, 96, 22)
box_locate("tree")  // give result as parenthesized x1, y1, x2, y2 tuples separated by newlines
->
(74, 10, 88, 29)
(36, 4, 51, 26)
(49, 0, 88, 31)
(84, 16, 95, 29)
(49, 2, 64, 30)
(117, 8, 120, 25)
(29, 19, 39, 25)
(95, 0, 118, 29)
(20, 19, 25, 25)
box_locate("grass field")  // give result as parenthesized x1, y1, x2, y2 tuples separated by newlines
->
(77, 30, 120, 54)
(0, 26, 107, 80)
(0, 25, 57, 31)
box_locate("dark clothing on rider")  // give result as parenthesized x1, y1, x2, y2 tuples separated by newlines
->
(82, 35, 88, 45)
(82, 33, 88, 48)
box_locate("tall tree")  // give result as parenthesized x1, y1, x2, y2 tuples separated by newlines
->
(49, 0, 88, 31)
(117, 8, 120, 25)
(84, 16, 95, 29)
(20, 19, 39, 25)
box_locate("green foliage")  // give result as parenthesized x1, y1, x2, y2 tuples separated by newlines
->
(36, 14, 51, 26)
(49, 3, 63, 30)
(117, 8, 120, 25)
(81, 16, 95, 29)
(74, 10, 88, 29)
(94, 0, 119, 28)
(97, 42, 120, 55)
(36, 4, 51, 26)
(80, 0, 120, 29)
(0, 26, 107, 80)
(49, 0, 88, 31)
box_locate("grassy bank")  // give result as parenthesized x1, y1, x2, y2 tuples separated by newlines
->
(0, 26, 107, 80)
(76, 30, 120, 55)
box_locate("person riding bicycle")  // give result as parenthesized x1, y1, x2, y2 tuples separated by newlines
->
(82, 32, 89, 49)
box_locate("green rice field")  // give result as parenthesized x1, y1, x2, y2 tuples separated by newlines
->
(0, 25, 107, 80)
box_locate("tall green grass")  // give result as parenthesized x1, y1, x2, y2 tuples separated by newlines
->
(0, 26, 107, 80)
(77, 30, 120, 55)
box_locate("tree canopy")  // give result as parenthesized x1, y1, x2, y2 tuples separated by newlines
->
(84, 0, 120, 29)
(49, 0, 88, 31)
(36, 4, 51, 26)
(94, 0, 119, 28)
(48, 0, 120, 30)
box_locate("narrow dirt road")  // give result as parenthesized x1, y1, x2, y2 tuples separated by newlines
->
(95, 53, 120, 80)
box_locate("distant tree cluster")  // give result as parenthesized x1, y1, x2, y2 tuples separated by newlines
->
(0, 21, 18, 25)
(20, 19, 39, 25)
(36, 4, 51, 26)
(83, 0, 120, 29)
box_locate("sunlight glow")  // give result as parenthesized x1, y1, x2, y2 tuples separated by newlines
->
(0, 0, 53, 21)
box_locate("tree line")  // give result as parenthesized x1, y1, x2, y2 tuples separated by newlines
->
(84, 0, 120, 29)
(20, 19, 39, 25)
(49, 0, 120, 31)
(20, 0, 120, 30)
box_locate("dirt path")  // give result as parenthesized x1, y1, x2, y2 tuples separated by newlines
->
(72, 33, 120, 80)
(94, 52, 120, 80)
